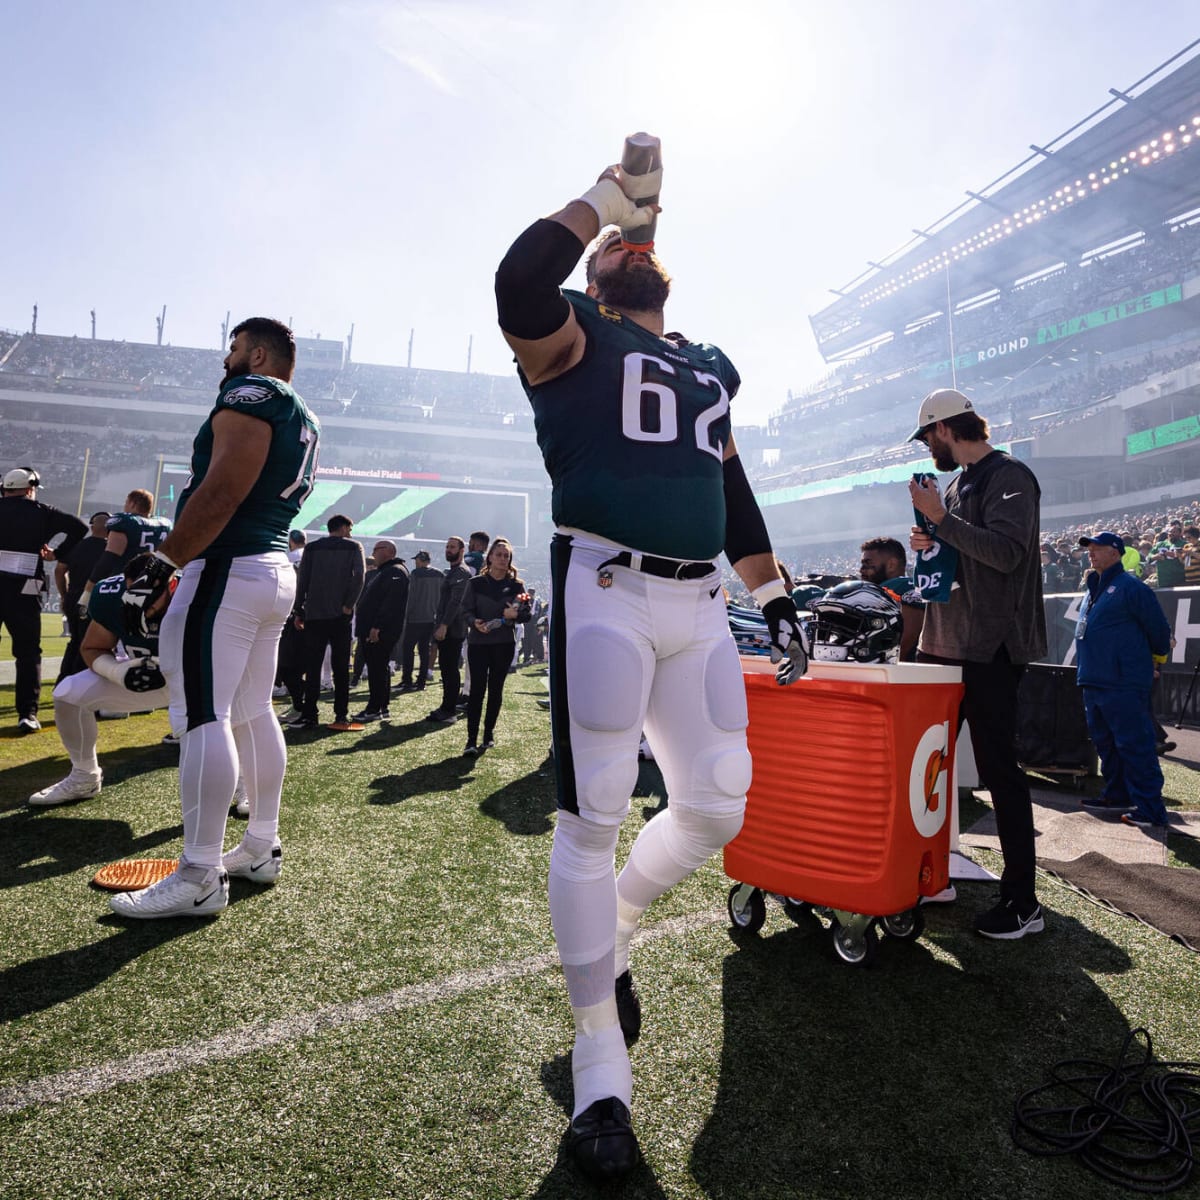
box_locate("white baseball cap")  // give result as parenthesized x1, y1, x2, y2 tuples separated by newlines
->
(909, 389, 975, 441)
(2, 466, 40, 490)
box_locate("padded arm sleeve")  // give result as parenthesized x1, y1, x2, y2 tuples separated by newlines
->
(723, 455, 772, 564)
(495, 219, 585, 340)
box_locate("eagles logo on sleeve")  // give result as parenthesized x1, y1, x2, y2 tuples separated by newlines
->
(221, 383, 274, 407)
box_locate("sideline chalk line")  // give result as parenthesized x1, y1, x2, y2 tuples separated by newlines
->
(0, 908, 724, 1114)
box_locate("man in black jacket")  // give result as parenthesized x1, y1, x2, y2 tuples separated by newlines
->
(354, 541, 409, 721)
(1, 466, 88, 733)
(292, 514, 365, 730)
(428, 536, 472, 722)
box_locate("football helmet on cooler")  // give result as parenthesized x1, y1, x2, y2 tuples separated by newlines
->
(810, 581, 902, 663)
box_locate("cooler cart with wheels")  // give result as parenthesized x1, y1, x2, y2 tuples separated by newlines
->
(724, 659, 964, 965)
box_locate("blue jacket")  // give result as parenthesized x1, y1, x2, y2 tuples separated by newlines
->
(1074, 562, 1170, 691)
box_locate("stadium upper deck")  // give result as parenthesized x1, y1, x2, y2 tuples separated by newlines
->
(809, 43, 1200, 364)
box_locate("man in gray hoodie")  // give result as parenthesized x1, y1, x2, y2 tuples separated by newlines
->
(398, 548, 442, 692)
(909, 389, 1047, 942)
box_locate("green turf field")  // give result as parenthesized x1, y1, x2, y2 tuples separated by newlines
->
(2, 669, 1198, 1199)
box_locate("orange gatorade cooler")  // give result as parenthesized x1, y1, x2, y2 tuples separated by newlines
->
(724, 659, 964, 964)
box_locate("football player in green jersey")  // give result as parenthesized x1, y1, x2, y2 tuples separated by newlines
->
(859, 536, 925, 661)
(80, 489, 172, 616)
(496, 155, 808, 1181)
(112, 317, 320, 919)
(28, 568, 167, 807)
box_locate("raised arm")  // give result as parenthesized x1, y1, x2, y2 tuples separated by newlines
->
(495, 167, 655, 386)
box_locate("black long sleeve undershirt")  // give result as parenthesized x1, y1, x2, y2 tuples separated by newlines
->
(495, 219, 585, 340)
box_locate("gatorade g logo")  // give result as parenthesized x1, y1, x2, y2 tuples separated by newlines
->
(909, 721, 950, 838)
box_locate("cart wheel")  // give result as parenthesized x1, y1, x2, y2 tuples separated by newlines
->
(880, 907, 925, 941)
(727, 885, 766, 934)
(830, 918, 879, 966)
(782, 897, 812, 925)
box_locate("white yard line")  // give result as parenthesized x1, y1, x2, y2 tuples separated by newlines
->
(0, 909, 723, 1113)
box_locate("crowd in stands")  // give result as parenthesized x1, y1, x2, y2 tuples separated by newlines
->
(755, 339, 1200, 492)
(786, 221, 1200, 420)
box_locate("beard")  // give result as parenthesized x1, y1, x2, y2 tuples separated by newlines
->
(593, 255, 671, 312)
(926, 433, 956, 473)
(222, 351, 252, 385)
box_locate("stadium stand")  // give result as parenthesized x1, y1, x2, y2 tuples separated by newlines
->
(753, 49, 1200, 579)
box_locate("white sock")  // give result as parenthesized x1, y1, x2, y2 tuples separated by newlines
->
(613, 895, 642, 978)
(570, 1019, 631, 1119)
(179, 723, 237, 869)
(233, 710, 287, 841)
(54, 698, 99, 773)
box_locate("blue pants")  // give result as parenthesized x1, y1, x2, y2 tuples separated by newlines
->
(1081, 687, 1167, 823)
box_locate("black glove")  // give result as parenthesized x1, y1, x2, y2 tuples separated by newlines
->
(123, 552, 176, 639)
(123, 657, 166, 693)
(762, 595, 809, 685)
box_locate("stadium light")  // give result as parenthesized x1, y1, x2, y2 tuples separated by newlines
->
(850, 107, 1200, 313)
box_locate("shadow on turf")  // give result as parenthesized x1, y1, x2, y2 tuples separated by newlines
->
(479, 757, 558, 835)
(474, 754, 670, 837)
(366, 755, 477, 805)
(4, 740, 179, 815)
(0, 896, 256, 1024)
(687, 889, 1134, 1199)
(0, 806, 184, 889)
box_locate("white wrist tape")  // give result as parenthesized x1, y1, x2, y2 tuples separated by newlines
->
(152, 549, 180, 570)
(752, 580, 789, 609)
(91, 653, 127, 685)
(578, 177, 639, 230)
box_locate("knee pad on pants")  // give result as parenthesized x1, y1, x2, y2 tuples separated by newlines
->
(663, 800, 746, 871)
(551, 810, 621, 883)
(566, 623, 646, 821)
(687, 742, 753, 815)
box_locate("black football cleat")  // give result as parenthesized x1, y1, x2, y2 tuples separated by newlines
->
(615, 970, 641, 1046)
(568, 1097, 640, 1182)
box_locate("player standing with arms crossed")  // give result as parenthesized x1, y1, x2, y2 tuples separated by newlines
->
(495, 138, 807, 1180)
(111, 318, 320, 918)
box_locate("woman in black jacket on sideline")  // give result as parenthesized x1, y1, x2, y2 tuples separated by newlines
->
(460, 537, 531, 755)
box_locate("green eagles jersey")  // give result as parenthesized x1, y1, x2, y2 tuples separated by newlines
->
(176, 374, 320, 559)
(105, 512, 173, 563)
(521, 290, 739, 561)
(88, 573, 157, 658)
(883, 575, 925, 607)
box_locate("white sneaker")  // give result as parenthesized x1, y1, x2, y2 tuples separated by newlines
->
(232, 777, 249, 817)
(921, 884, 957, 905)
(222, 839, 283, 884)
(110, 866, 229, 918)
(29, 769, 102, 807)
(272, 684, 289, 698)
(277, 707, 300, 725)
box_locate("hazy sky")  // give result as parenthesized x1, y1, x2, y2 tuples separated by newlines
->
(2, 2, 1197, 427)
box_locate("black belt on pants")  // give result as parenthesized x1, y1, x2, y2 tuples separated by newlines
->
(597, 552, 717, 581)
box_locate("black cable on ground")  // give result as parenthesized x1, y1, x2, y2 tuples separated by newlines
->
(1012, 1027, 1200, 1193)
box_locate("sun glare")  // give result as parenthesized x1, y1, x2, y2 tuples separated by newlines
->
(643, 2, 820, 140)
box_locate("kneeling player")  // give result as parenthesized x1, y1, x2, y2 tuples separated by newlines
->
(29, 571, 247, 815)
(29, 572, 170, 807)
